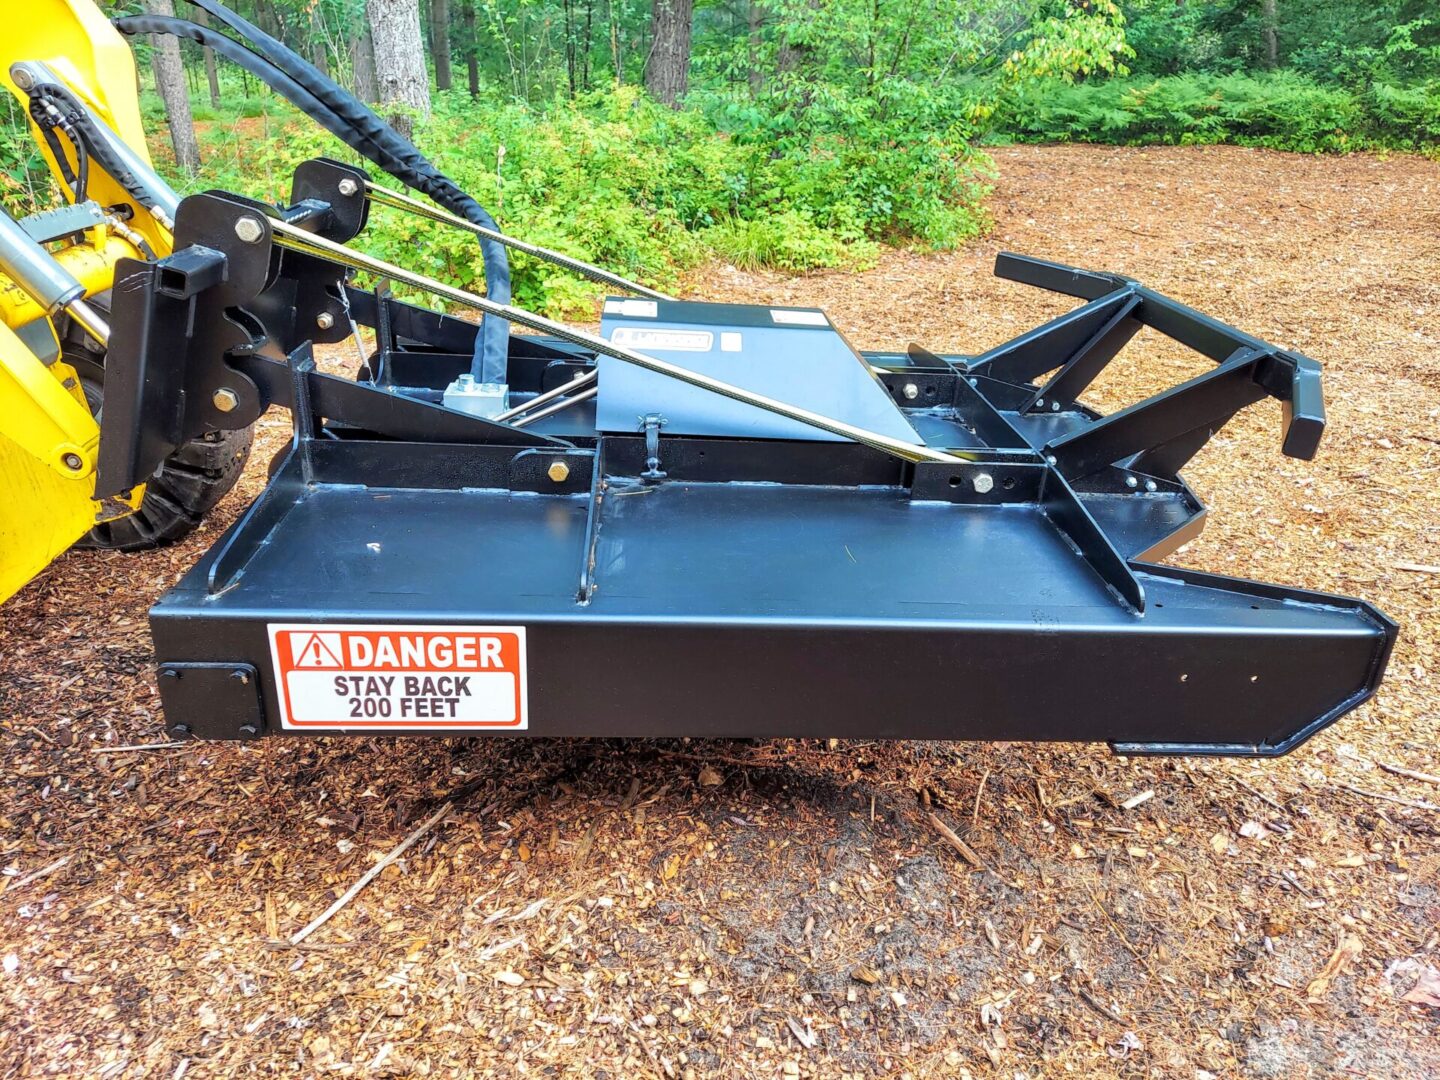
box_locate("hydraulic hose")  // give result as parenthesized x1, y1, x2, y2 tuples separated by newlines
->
(114, 1, 512, 381)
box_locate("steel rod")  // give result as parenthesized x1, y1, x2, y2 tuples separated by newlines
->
(493, 369, 597, 422)
(510, 385, 599, 428)
(365, 182, 671, 302)
(268, 218, 960, 465)
(64, 298, 110, 347)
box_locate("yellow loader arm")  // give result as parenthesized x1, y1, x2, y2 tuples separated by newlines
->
(0, 0, 174, 603)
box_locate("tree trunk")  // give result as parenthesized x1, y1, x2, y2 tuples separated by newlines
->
(196, 10, 222, 107)
(352, 25, 380, 102)
(610, 0, 622, 86)
(368, 0, 432, 138)
(747, 0, 761, 98)
(462, 1, 480, 96)
(146, 0, 200, 176)
(644, 0, 693, 107)
(1260, 0, 1279, 69)
(309, 5, 331, 78)
(430, 0, 454, 91)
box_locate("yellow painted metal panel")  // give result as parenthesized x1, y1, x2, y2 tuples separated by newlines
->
(0, 1, 171, 255)
(0, 428, 97, 604)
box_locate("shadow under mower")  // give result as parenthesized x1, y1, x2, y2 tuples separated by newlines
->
(96, 165, 1393, 756)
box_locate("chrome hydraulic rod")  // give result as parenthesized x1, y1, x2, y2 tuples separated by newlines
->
(493, 369, 598, 423)
(267, 218, 961, 465)
(365, 182, 671, 301)
(510, 385, 599, 428)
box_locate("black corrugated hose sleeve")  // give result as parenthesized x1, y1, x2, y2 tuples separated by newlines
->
(114, 1, 510, 381)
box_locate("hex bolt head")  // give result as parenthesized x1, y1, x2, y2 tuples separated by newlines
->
(547, 460, 571, 483)
(973, 472, 995, 494)
(212, 387, 240, 413)
(316, 311, 336, 330)
(1145, 479, 1159, 492)
(1125, 475, 1139, 489)
(61, 452, 84, 472)
(233, 216, 265, 244)
(11, 65, 34, 90)
(337, 177, 360, 197)
(902, 382, 920, 401)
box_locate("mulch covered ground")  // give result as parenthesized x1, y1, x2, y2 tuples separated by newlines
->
(2, 144, 1437, 1079)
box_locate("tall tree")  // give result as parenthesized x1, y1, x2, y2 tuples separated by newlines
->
(368, 0, 432, 138)
(461, 0, 480, 96)
(430, 0, 455, 91)
(747, 0, 762, 98)
(1260, 0, 1280, 69)
(309, 3, 332, 78)
(645, 0, 693, 106)
(351, 23, 380, 102)
(146, 0, 200, 176)
(194, 8, 222, 108)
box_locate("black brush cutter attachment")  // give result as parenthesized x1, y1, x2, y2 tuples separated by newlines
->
(94, 170, 1394, 756)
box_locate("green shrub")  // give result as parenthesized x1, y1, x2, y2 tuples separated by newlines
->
(994, 72, 1440, 153)
(128, 85, 990, 316)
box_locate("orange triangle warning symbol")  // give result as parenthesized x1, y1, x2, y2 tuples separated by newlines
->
(292, 632, 343, 668)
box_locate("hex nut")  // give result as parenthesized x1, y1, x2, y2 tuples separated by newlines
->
(61, 452, 84, 471)
(973, 472, 994, 494)
(233, 216, 265, 244)
(902, 383, 920, 401)
(316, 311, 336, 330)
(337, 177, 360, 197)
(547, 460, 571, 483)
(212, 387, 240, 413)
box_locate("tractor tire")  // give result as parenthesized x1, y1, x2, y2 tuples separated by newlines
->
(62, 322, 253, 553)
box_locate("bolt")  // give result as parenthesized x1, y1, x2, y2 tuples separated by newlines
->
(212, 387, 240, 413)
(316, 311, 336, 330)
(548, 460, 571, 483)
(973, 472, 994, 494)
(337, 177, 359, 197)
(1145, 479, 1159, 492)
(1125, 475, 1139, 489)
(11, 66, 33, 91)
(234, 216, 265, 244)
(1051, 401, 1061, 412)
(61, 452, 84, 471)
(1035, 398, 1045, 409)
(902, 382, 919, 401)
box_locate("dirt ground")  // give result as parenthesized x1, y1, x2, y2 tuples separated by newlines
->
(2, 144, 1438, 1079)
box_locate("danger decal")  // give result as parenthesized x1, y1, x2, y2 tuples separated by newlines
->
(267, 624, 527, 730)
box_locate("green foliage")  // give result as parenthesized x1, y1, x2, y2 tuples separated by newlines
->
(0, 95, 56, 217)
(700, 212, 878, 273)
(994, 72, 1440, 153)
(152, 84, 975, 316)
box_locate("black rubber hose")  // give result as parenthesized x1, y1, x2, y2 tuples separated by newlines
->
(114, 3, 511, 380)
(177, 0, 511, 381)
(30, 83, 161, 213)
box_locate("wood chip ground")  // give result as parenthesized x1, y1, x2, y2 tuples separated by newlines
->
(2, 144, 1437, 1078)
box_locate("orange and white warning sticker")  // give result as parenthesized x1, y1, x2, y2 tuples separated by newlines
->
(267, 624, 527, 730)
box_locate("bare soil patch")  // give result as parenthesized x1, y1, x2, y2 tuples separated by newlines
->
(2, 144, 1437, 1078)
